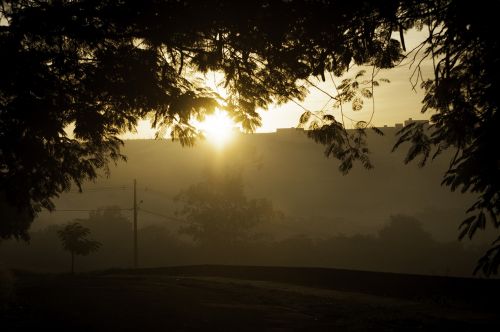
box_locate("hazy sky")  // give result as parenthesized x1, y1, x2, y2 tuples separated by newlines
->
(129, 29, 433, 138)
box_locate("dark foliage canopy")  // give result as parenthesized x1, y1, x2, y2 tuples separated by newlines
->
(0, 1, 498, 274)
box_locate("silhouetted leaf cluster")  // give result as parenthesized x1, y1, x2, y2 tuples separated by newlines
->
(386, 1, 500, 275)
(300, 0, 500, 276)
(303, 70, 389, 173)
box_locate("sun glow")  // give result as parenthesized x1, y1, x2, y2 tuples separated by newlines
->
(195, 109, 237, 148)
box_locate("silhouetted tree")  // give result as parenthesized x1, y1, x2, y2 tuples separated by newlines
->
(73, 207, 133, 268)
(0, 1, 498, 274)
(378, 215, 434, 248)
(78, 207, 132, 238)
(175, 170, 276, 246)
(57, 222, 101, 274)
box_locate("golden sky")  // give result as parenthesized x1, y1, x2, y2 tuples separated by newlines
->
(127, 29, 433, 139)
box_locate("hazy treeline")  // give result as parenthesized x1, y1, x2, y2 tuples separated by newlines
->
(0, 208, 485, 277)
(0, 160, 488, 277)
(33, 132, 477, 244)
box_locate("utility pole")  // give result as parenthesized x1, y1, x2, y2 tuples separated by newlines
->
(133, 179, 138, 269)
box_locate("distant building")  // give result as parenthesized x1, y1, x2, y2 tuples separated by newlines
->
(276, 128, 305, 135)
(273, 118, 430, 135)
(404, 118, 429, 127)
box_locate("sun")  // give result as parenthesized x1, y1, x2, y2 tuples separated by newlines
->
(195, 109, 236, 148)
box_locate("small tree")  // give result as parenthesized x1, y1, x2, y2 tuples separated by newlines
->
(57, 222, 101, 274)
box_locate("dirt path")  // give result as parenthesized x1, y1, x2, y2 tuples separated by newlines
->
(3, 273, 499, 331)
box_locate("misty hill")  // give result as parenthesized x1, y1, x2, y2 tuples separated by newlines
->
(2, 126, 492, 276)
(35, 126, 476, 242)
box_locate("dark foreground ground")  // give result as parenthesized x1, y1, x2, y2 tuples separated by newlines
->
(2, 265, 499, 331)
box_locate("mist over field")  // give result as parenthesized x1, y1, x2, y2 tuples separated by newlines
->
(1, 128, 488, 276)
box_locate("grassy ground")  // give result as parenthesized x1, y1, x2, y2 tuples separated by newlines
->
(2, 265, 499, 331)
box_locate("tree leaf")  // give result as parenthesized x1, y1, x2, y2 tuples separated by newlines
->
(352, 97, 363, 111)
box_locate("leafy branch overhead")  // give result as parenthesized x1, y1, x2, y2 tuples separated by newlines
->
(298, 69, 389, 174)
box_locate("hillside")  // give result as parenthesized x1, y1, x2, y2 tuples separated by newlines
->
(36, 127, 475, 242)
(2, 127, 490, 277)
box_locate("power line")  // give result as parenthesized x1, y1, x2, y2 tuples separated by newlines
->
(53, 181, 178, 269)
(140, 187, 175, 199)
(139, 208, 184, 223)
(66, 185, 131, 193)
(52, 208, 132, 212)
(65, 185, 173, 199)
